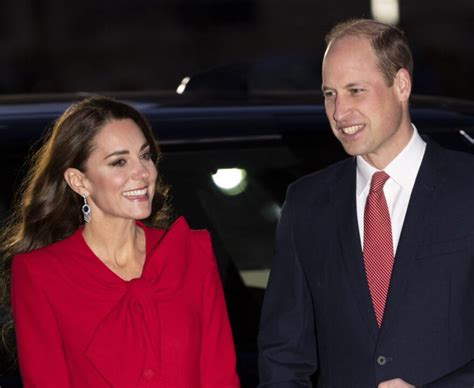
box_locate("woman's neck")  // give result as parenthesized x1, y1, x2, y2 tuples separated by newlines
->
(82, 218, 146, 278)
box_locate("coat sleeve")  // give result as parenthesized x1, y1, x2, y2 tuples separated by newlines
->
(11, 254, 71, 388)
(257, 187, 318, 388)
(197, 232, 240, 388)
(424, 359, 474, 387)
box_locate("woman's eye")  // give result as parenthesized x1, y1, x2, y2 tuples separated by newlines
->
(140, 151, 152, 160)
(111, 159, 126, 167)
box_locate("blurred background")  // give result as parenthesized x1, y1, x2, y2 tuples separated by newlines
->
(0, 0, 473, 99)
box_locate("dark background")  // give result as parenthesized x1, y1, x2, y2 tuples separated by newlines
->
(0, 0, 473, 99)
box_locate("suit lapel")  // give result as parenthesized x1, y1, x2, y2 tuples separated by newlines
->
(380, 141, 446, 333)
(333, 158, 379, 340)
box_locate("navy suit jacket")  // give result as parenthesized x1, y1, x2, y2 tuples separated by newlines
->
(258, 140, 474, 387)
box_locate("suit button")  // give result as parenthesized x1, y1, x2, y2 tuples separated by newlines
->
(143, 369, 155, 380)
(377, 355, 387, 366)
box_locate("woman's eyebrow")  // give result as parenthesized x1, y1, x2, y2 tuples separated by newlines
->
(104, 143, 149, 159)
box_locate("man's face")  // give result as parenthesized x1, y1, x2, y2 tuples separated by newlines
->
(321, 36, 412, 169)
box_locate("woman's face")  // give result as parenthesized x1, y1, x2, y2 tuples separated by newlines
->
(82, 118, 157, 222)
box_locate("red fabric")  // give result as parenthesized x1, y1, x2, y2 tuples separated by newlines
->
(11, 217, 240, 388)
(363, 171, 394, 328)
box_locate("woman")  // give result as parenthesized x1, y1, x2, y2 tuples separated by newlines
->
(0, 96, 240, 387)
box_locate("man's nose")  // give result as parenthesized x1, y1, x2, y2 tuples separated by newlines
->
(333, 95, 352, 123)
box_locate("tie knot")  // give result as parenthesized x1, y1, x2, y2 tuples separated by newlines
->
(370, 171, 390, 193)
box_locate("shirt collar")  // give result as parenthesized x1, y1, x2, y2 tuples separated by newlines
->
(356, 124, 426, 195)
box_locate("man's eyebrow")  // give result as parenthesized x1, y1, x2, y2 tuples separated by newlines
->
(345, 82, 363, 89)
(322, 81, 366, 92)
(104, 142, 149, 159)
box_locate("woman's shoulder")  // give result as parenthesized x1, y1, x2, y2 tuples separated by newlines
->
(176, 218, 216, 269)
(13, 229, 82, 268)
(148, 217, 216, 269)
(165, 216, 212, 247)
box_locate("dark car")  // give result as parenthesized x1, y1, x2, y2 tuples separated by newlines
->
(0, 92, 473, 387)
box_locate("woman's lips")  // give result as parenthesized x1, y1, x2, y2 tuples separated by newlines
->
(123, 187, 149, 201)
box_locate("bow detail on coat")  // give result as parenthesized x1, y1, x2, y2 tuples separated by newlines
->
(85, 217, 192, 387)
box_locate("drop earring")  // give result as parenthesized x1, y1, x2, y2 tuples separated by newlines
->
(82, 194, 91, 223)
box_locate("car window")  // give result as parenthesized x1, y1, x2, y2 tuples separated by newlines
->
(160, 133, 346, 289)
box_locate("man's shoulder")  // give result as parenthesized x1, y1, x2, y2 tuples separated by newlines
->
(288, 156, 354, 197)
(425, 140, 474, 176)
(441, 149, 474, 193)
(442, 147, 474, 166)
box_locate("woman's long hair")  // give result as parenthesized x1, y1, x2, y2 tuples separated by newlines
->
(0, 96, 171, 369)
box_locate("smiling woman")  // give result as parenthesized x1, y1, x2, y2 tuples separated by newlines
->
(63, 118, 160, 279)
(0, 96, 240, 387)
(65, 119, 158, 228)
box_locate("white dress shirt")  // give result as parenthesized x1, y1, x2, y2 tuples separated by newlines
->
(356, 125, 427, 253)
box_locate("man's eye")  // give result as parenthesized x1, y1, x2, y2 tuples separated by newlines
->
(350, 88, 363, 95)
(324, 91, 335, 99)
(111, 159, 126, 167)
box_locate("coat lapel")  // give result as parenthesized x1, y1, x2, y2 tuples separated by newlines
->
(380, 141, 446, 334)
(332, 158, 379, 341)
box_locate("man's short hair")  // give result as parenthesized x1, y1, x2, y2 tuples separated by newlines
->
(325, 19, 413, 86)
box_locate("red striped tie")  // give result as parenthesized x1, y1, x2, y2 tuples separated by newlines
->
(363, 171, 394, 328)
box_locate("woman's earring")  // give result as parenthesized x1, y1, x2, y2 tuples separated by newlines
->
(82, 194, 91, 223)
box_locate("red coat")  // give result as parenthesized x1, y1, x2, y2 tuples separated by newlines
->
(11, 217, 240, 388)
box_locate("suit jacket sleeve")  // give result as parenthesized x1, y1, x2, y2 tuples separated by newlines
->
(196, 232, 240, 388)
(424, 358, 474, 387)
(11, 254, 71, 387)
(258, 187, 318, 388)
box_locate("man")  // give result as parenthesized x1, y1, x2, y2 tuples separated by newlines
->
(258, 19, 474, 387)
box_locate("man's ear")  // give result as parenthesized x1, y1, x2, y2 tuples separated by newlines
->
(394, 68, 411, 102)
(64, 168, 88, 196)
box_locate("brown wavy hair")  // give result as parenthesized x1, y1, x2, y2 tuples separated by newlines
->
(0, 96, 171, 370)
